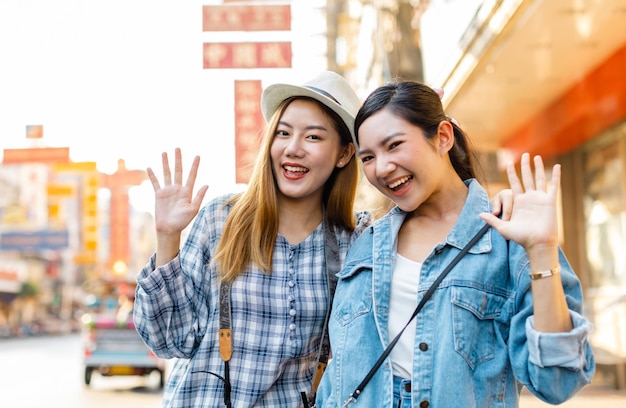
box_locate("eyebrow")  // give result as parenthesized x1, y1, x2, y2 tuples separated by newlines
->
(277, 120, 329, 133)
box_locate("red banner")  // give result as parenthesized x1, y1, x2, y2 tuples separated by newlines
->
(203, 42, 291, 69)
(202, 5, 290, 32)
(234, 80, 264, 184)
(2, 147, 70, 164)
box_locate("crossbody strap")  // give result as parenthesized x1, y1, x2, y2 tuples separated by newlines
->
(218, 280, 233, 408)
(312, 218, 340, 390)
(342, 222, 491, 407)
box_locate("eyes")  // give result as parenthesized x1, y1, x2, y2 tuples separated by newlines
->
(359, 140, 403, 163)
(275, 128, 323, 141)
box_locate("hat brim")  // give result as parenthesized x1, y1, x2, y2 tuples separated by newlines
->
(261, 83, 356, 142)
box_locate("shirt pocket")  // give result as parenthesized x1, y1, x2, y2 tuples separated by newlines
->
(334, 267, 373, 326)
(451, 286, 507, 369)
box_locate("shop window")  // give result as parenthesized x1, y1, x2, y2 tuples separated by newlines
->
(582, 127, 626, 288)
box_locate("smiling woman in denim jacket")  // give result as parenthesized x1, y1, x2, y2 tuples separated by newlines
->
(315, 81, 595, 408)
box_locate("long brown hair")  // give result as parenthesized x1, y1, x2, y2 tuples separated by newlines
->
(213, 96, 359, 282)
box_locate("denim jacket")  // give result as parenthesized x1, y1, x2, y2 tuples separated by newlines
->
(316, 180, 594, 408)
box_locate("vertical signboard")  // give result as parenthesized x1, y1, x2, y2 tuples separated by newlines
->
(53, 162, 99, 264)
(101, 160, 147, 271)
(234, 80, 264, 184)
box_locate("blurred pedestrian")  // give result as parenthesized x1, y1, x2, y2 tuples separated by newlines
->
(315, 80, 595, 407)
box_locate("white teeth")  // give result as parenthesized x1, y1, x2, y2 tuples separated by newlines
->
(388, 176, 411, 189)
(284, 165, 308, 173)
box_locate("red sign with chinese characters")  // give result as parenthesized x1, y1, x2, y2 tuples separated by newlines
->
(2, 147, 70, 164)
(203, 42, 292, 69)
(234, 80, 264, 184)
(202, 5, 291, 32)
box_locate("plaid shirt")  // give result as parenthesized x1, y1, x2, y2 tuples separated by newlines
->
(134, 194, 370, 407)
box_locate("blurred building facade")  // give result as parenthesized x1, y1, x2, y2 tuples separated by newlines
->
(0, 147, 154, 337)
(329, 0, 626, 385)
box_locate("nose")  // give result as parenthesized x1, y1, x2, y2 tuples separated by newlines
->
(376, 155, 395, 178)
(284, 135, 303, 157)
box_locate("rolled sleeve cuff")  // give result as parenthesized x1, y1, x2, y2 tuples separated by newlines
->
(526, 311, 592, 368)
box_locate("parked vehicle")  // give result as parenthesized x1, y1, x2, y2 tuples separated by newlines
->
(81, 286, 165, 387)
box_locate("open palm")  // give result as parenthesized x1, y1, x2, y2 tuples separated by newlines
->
(480, 153, 560, 251)
(147, 148, 208, 235)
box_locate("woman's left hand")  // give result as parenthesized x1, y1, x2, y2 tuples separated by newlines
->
(491, 189, 512, 221)
(480, 153, 560, 252)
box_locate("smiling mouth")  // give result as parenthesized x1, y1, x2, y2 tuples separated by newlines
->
(387, 175, 412, 190)
(284, 165, 309, 173)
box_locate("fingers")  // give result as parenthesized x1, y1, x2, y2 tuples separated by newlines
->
(491, 189, 513, 220)
(186, 155, 201, 190)
(506, 160, 523, 196)
(155, 149, 205, 196)
(520, 153, 535, 191)
(192, 185, 209, 209)
(479, 212, 503, 230)
(549, 163, 561, 199)
(507, 153, 555, 194)
(533, 155, 546, 192)
(147, 167, 161, 191)
(162, 151, 172, 185)
(174, 148, 183, 185)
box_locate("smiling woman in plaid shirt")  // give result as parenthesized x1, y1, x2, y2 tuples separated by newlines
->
(132, 71, 372, 407)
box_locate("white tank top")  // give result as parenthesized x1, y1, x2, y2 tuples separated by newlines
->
(388, 253, 422, 379)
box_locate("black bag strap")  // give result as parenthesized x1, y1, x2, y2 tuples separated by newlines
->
(342, 222, 491, 407)
(303, 216, 340, 407)
(314, 218, 340, 386)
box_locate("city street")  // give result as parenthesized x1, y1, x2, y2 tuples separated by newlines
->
(0, 334, 163, 408)
(1, 333, 625, 407)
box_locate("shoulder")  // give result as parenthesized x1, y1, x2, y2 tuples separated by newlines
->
(200, 193, 238, 217)
(353, 211, 372, 233)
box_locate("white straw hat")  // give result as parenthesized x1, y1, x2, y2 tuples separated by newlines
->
(261, 71, 360, 144)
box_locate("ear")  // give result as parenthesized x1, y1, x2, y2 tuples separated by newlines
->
(437, 120, 455, 156)
(336, 143, 356, 168)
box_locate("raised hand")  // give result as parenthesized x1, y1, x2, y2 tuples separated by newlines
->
(147, 148, 209, 237)
(479, 153, 560, 252)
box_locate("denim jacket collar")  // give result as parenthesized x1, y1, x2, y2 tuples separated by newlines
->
(373, 179, 493, 255)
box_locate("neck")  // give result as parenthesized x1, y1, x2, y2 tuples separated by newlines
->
(277, 197, 324, 244)
(409, 176, 468, 222)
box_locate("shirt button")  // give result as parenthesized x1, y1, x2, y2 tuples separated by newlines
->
(288, 295, 295, 302)
(289, 323, 296, 331)
(419, 401, 429, 408)
(289, 309, 296, 317)
(288, 281, 295, 288)
(418, 342, 428, 351)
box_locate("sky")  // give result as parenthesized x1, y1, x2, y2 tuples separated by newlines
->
(0, 0, 482, 214)
(0, 0, 328, 212)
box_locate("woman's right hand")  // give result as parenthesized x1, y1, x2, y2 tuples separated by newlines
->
(147, 148, 208, 264)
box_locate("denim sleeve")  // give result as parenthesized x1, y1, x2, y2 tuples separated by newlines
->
(526, 311, 592, 368)
(510, 249, 596, 404)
